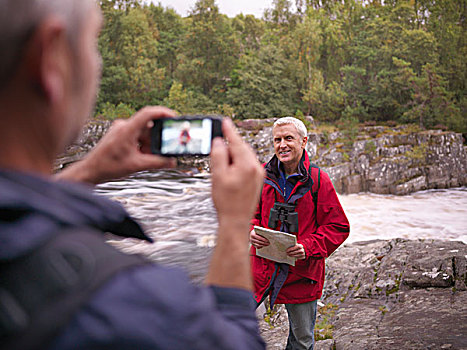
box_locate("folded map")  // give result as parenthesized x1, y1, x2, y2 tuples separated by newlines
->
(254, 226, 297, 266)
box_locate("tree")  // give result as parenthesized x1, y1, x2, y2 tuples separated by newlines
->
(99, 0, 142, 11)
(93, 0, 466, 136)
(175, 0, 238, 98)
(164, 81, 195, 114)
(403, 63, 461, 130)
(227, 45, 296, 118)
(263, 0, 298, 28)
(147, 4, 186, 79)
(98, 7, 165, 110)
(231, 14, 265, 54)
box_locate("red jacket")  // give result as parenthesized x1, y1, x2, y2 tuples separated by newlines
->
(250, 152, 350, 304)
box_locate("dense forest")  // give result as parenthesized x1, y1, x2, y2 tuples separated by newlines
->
(96, 0, 466, 135)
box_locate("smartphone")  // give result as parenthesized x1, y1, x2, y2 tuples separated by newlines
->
(151, 115, 223, 156)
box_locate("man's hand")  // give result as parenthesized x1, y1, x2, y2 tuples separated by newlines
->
(55, 106, 177, 184)
(286, 244, 306, 260)
(205, 118, 265, 290)
(249, 229, 270, 249)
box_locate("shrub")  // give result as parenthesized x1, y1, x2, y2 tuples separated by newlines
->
(363, 120, 377, 126)
(98, 102, 136, 120)
(365, 141, 377, 155)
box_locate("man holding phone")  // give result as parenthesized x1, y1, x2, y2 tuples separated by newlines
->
(0, 0, 265, 349)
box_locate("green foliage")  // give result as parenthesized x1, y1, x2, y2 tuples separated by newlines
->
(338, 116, 359, 149)
(405, 143, 428, 163)
(227, 45, 296, 118)
(294, 110, 312, 131)
(402, 63, 462, 130)
(262, 302, 282, 329)
(364, 141, 377, 156)
(147, 4, 186, 80)
(379, 305, 388, 315)
(174, 0, 238, 98)
(97, 6, 165, 109)
(164, 81, 194, 115)
(95, 0, 466, 137)
(231, 14, 265, 54)
(98, 102, 136, 120)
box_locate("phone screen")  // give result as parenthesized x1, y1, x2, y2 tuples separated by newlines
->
(160, 118, 213, 155)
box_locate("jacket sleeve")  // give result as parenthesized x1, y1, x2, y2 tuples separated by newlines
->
(49, 265, 265, 350)
(250, 200, 261, 230)
(301, 171, 350, 259)
(250, 169, 266, 231)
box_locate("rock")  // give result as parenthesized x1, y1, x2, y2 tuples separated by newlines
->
(57, 118, 467, 195)
(305, 116, 316, 127)
(55, 117, 111, 171)
(315, 339, 334, 350)
(332, 299, 382, 349)
(257, 239, 467, 349)
(245, 122, 467, 195)
(256, 303, 289, 350)
(236, 118, 266, 130)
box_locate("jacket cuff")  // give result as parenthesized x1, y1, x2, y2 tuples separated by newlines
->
(209, 286, 257, 310)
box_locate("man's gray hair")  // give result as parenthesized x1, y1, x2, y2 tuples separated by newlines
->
(273, 117, 308, 139)
(0, 0, 93, 88)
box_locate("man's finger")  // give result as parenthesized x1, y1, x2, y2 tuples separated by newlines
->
(287, 246, 300, 253)
(221, 119, 254, 162)
(137, 154, 176, 170)
(129, 106, 177, 132)
(210, 138, 228, 176)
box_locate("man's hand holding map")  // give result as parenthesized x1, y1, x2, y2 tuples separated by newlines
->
(253, 226, 297, 266)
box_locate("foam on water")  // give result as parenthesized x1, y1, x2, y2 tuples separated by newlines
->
(338, 187, 467, 244)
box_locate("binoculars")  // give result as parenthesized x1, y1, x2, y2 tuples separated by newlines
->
(268, 202, 299, 233)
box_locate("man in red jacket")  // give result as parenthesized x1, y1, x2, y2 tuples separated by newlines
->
(250, 117, 350, 349)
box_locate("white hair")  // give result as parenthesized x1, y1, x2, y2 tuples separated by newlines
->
(273, 117, 308, 138)
(0, 0, 93, 88)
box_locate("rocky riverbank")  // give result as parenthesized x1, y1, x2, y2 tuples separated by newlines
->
(258, 239, 467, 350)
(57, 117, 467, 195)
(237, 118, 467, 195)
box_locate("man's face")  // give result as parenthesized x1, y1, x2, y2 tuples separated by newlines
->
(66, 4, 102, 144)
(273, 124, 307, 171)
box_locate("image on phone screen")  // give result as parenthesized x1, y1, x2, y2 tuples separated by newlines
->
(161, 118, 213, 155)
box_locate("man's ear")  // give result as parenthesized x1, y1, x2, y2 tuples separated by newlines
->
(25, 17, 70, 104)
(302, 136, 308, 149)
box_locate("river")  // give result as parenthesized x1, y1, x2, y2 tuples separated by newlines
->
(95, 170, 467, 282)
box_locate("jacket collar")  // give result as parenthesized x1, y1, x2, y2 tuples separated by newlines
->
(265, 150, 311, 183)
(264, 151, 314, 203)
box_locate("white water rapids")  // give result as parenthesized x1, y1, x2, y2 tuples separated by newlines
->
(96, 170, 467, 281)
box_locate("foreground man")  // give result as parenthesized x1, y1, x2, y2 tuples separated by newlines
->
(0, 0, 265, 349)
(250, 117, 350, 349)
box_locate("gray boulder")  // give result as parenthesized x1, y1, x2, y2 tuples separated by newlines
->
(257, 239, 467, 349)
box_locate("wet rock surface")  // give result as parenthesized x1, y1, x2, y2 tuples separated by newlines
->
(257, 239, 467, 349)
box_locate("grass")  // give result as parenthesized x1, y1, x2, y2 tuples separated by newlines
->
(315, 303, 339, 340)
(405, 143, 428, 162)
(310, 122, 338, 134)
(379, 305, 388, 315)
(263, 307, 275, 329)
(364, 141, 377, 155)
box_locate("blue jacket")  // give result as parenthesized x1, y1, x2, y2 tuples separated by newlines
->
(0, 169, 265, 349)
